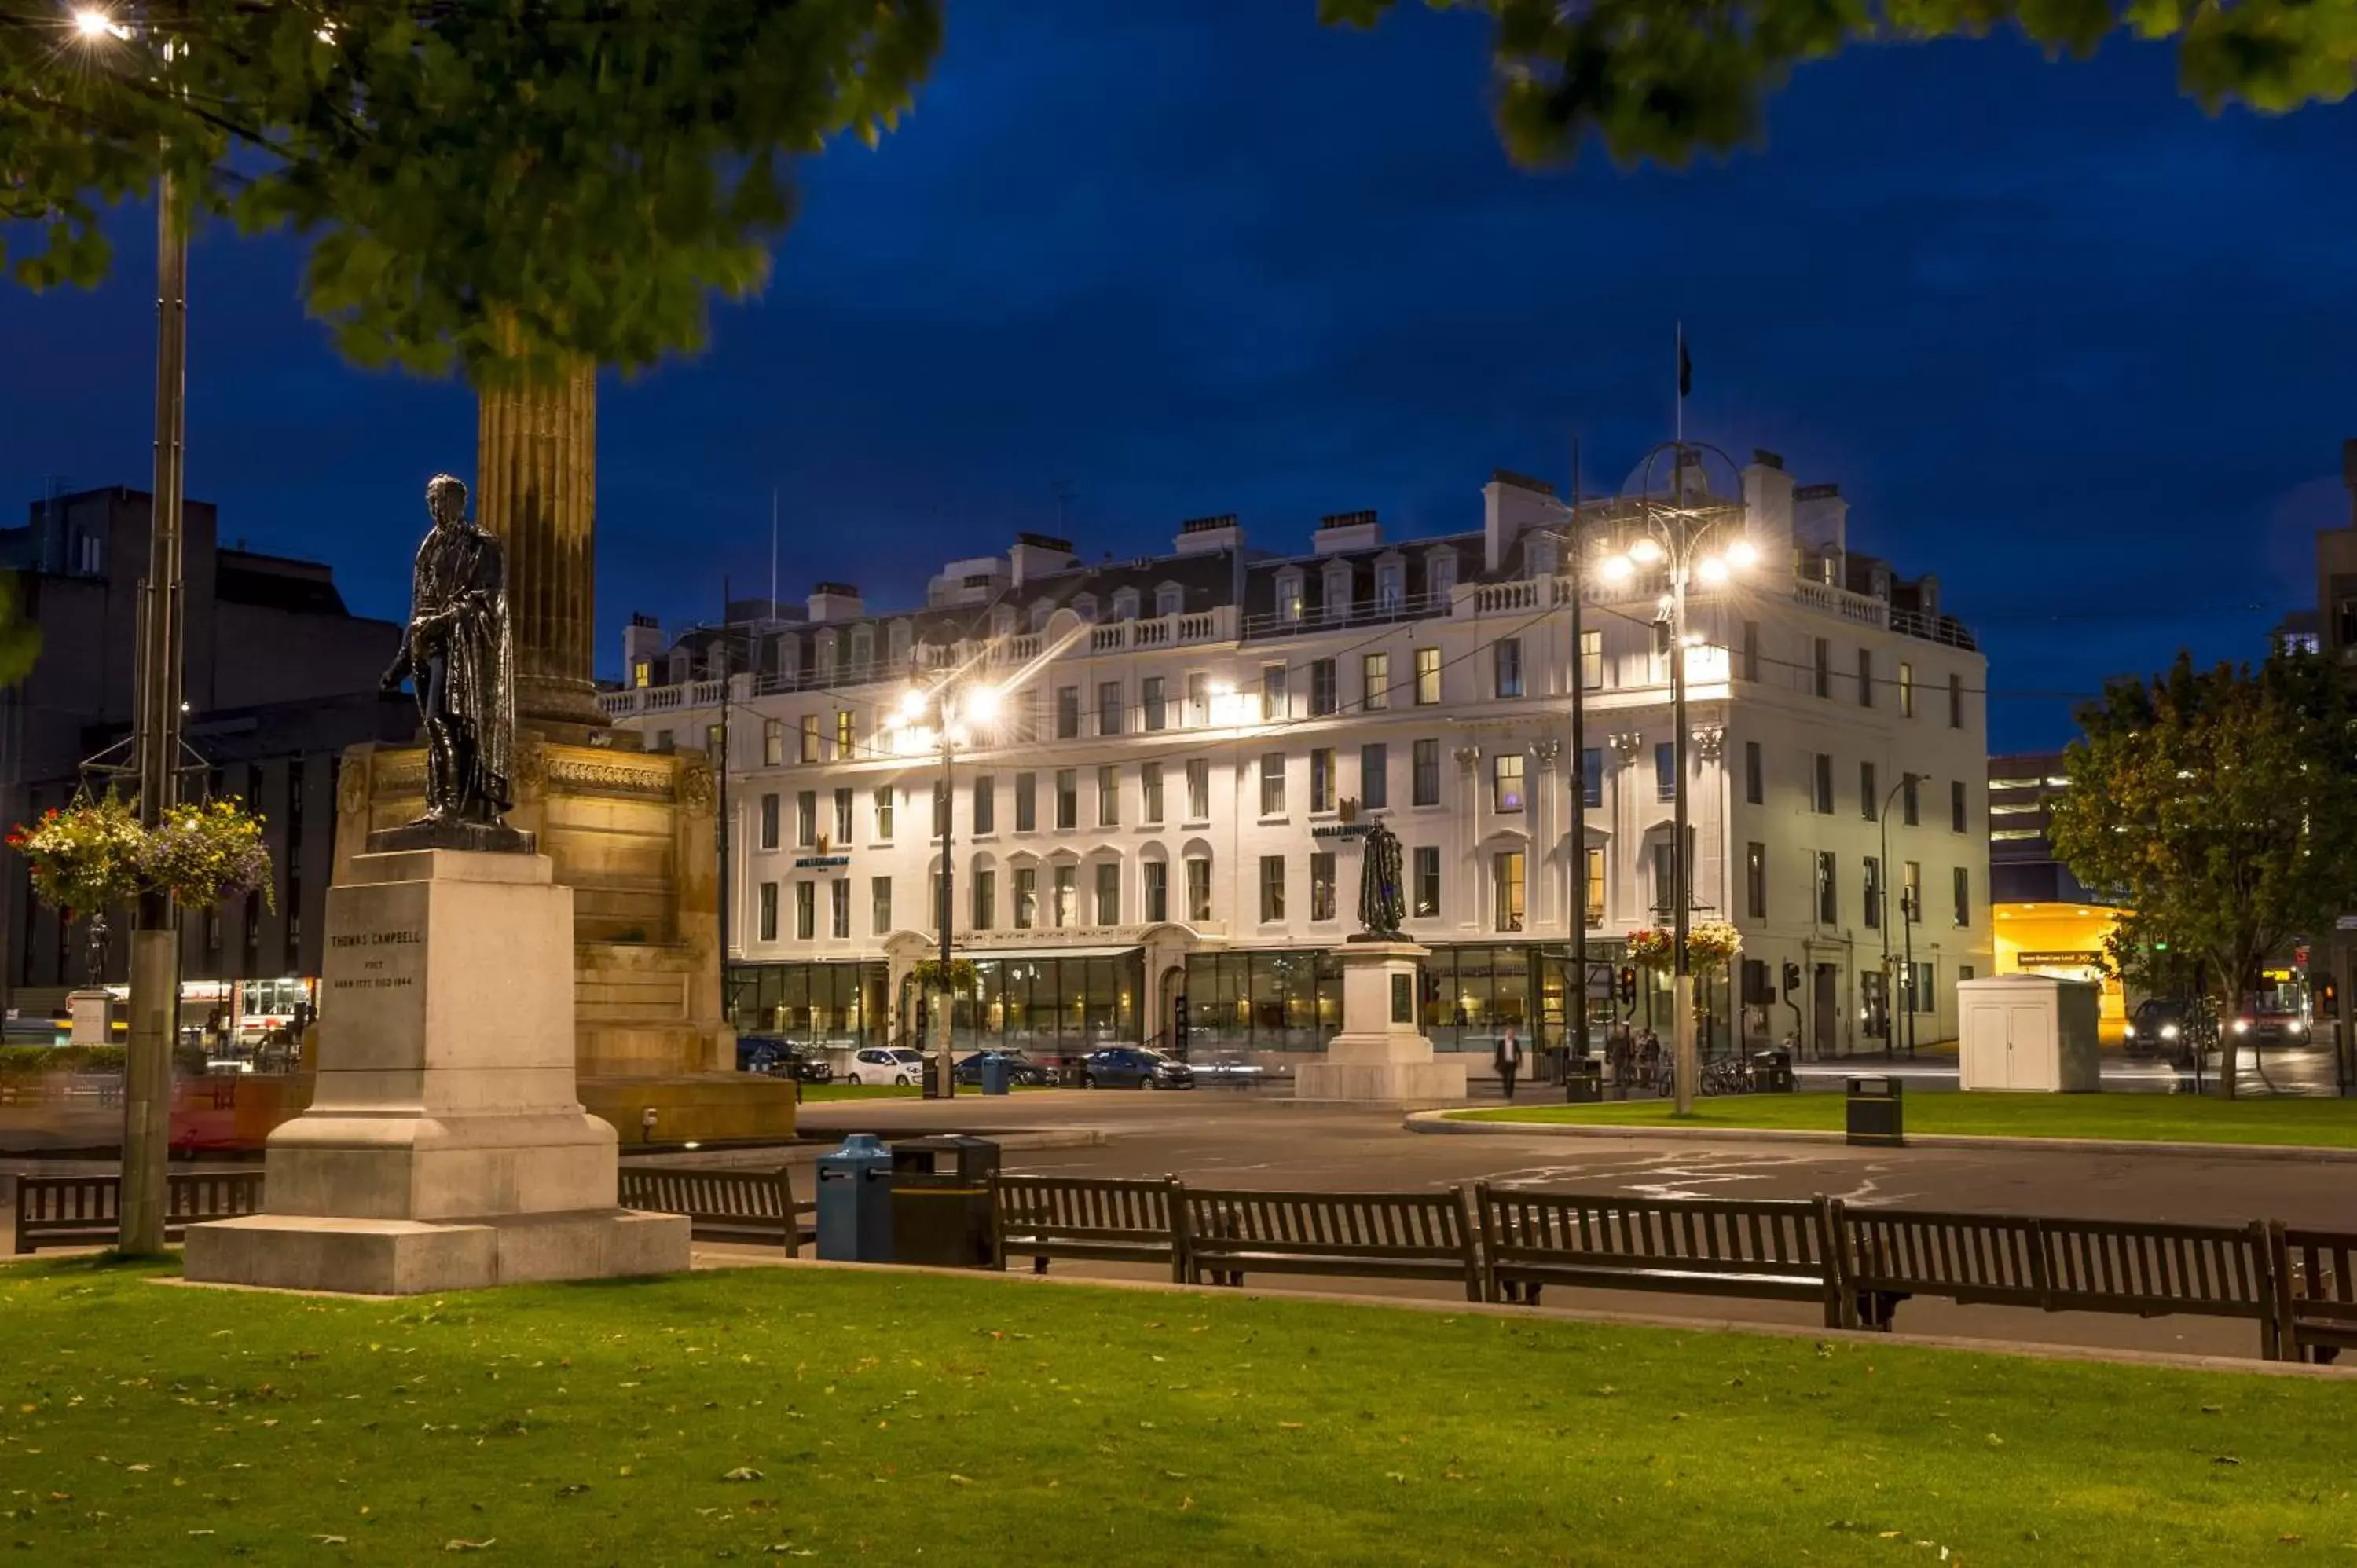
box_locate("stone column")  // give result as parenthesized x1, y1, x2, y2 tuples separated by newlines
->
(477, 353, 606, 734)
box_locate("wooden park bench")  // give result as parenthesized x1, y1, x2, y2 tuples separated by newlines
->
(13, 1169, 265, 1254)
(2271, 1224, 2357, 1365)
(618, 1167, 812, 1256)
(1833, 1205, 2047, 1331)
(1179, 1187, 1482, 1301)
(1475, 1185, 1844, 1326)
(990, 1174, 1186, 1282)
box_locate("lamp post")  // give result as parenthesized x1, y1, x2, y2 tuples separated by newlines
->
(1876, 771, 1921, 1060)
(886, 679, 999, 1098)
(1597, 443, 1754, 1115)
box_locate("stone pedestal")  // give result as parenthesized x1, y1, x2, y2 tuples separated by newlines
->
(68, 989, 112, 1048)
(1294, 940, 1468, 1104)
(185, 848, 689, 1295)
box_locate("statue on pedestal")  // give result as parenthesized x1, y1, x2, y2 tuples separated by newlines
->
(1354, 819, 1407, 941)
(376, 474, 529, 852)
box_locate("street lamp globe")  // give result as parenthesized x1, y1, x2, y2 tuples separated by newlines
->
(1627, 536, 1666, 566)
(72, 8, 118, 38)
(962, 684, 1001, 725)
(1696, 555, 1730, 585)
(1600, 555, 1635, 585)
(896, 686, 928, 723)
(1725, 538, 1760, 569)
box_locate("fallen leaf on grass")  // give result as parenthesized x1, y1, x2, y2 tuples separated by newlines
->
(555, 1485, 590, 1498)
(314, 1536, 348, 1546)
(1277, 1422, 1303, 1431)
(2215, 1456, 2243, 1466)
(948, 1475, 971, 1487)
(442, 1539, 495, 1552)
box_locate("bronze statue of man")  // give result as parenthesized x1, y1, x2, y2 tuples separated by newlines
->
(381, 474, 517, 826)
(1355, 818, 1407, 940)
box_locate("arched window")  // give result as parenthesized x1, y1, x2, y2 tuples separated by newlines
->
(1275, 570, 1304, 625)
(1155, 583, 1184, 618)
(1322, 562, 1353, 621)
(849, 625, 874, 675)
(1112, 588, 1140, 622)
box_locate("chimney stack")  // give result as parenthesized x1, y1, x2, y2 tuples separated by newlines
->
(807, 581, 864, 623)
(1174, 513, 1243, 557)
(1008, 532, 1079, 587)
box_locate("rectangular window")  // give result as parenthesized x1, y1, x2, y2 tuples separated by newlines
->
(1362, 652, 1391, 711)
(1655, 742, 1676, 803)
(1414, 846, 1441, 919)
(1259, 752, 1287, 816)
(1187, 672, 1210, 727)
(1857, 647, 1875, 708)
(871, 876, 892, 936)
(759, 793, 780, 851)
(1310, 748, 1336, 812)
(1014, 867, 1038, 929)
(1098, 680, 1124, 737)
(828, 787, 850, 845)
(1310, 658, 1338, 716)
(1951, 779, 1967, 834)
(830, 879, 849, 939)
(795, 789, 817, 848)
(1581, 629, 1603, 690)
(1098, 764, 1120, 827)
(1054, 768, 1078, 830)
(1310, 852, 1337, 921)
(1142, 676, 1167, 731)
(1412, 738, 1440, 807)
(1949, 672, 1964, 730)
(1494, 753, 1525, 813)
(1813, 637, 1831, 699)
(1746, 842, 1767, 920)
(799, 714, 820, 764)
(1052, 864, 1076, 929)
(874, 786, 895, 841)
(1864, 855, 1883, 929)
(1259, 855, 1286, 922)
(1908, 961, 1934, 1014)
(1902, 775, 1920, 827)
(1815, 851, 1838, 925)
(1584, 847, 1604, 927)
(1740, 620, 1760, 683)
(1582, 746, 1603, 810)
(972, 870, 995, 932)
(1014, 772, 1036, 833)
(1494, 638, 1523, 699)
(1493, 851, 1525, 932)
(758, 881, 779, 943)
(1361, 742, 1389, 810)
(1413, 647, 1440, 705)
(794, 881, 816, 941)
(1142, 761, 1164, 824)
(763, 719, 783, 767)
(1743, 741, 1762, 806)
(1186, 758, 1210, 820)
(1899, 661, 1915, 718)
(1144, 860, 1168, 924)
(1052, 686, 1078, 740)
(1861, 760, 1879, 822)
(1813, 753, 1834, 815)
(836, 710, 855, 757)
(1186, 856, 1211, 922)
(1651, 841, 1676, 920)
(973, 775, 995, 835)
(1094, 861, 1120, 926)
(1904, 860, 1923, 925)
(1261, 662, 1289, 721)
(1953, 866, 1970, 928)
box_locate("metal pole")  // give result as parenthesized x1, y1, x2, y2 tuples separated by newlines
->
(1670, 561, 1695, 1115)
(1879, 789, 1893, 1061)
(934, 722, 955, 1097)
(1902, 873, 1917, 1057)
(717, 577, 731, 1035)
(1567, 456, 1589, 1068)
(123, 169, 188, 1255)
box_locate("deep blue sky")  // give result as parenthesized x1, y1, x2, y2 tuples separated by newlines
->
(3, 1, 2352, 752)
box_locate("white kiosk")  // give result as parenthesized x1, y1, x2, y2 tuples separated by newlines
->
(1957, 973, 2102, 1093)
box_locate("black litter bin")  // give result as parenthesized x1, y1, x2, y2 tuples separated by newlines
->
(1751, 1050, 1794, 1094)
(1846, 1075, 1904, 1147)
(1563, 1057, 1604, 1104)
(889, 1135, 1002, 1268)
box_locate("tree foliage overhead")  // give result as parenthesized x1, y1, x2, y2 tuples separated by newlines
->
(1, 1, 943, 379)
(2046, 650, 2357, 1016)
(1318, 1, 2357, 167)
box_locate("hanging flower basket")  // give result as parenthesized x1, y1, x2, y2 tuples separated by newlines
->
(6, 796, 145, 918)
(141, 800, 275, 911)
(1685, 920, 1743, 969)
(1625, 927, 1675, 969)
(911, 958, 977, 992)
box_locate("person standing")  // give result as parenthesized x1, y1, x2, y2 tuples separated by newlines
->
(1495, 1024, 1523, 1101)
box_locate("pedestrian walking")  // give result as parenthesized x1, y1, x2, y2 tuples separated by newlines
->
(1495, 1025, 1523, 1101)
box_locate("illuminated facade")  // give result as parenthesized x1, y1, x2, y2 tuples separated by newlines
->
(1987, 750, 2128, 1041)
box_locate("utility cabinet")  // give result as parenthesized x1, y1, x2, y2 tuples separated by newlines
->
(1957, 973, 2102, 1093)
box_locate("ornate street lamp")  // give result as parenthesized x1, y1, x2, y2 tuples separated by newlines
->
(885, 679, 999, 1097)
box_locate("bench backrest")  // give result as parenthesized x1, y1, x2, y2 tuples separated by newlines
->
(1479, 1185, 1832, 1279)
(15, 1171, 264, 1247)
(1836, 1205, 2046, 1306)
(1183, 1188, 1472, 1260)
(2275, 1225, 2357, 1324)
(618, 1167, 794, 1222)
(2039, 1217, 2271, 1319)
(992, 1174, 1176, 1241)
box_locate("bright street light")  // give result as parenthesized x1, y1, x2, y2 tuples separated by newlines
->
(1600, 555, 1635, 584)
(1696, 555, 1729, 584)
(1726, 538, 1760, 569)
(1627, 536, 1666, 566)
(896, 686, 927, 723)
(962, 684, 1001, 724)
(72, 8, 123, 39)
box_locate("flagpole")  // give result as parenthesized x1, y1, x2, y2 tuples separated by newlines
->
(1674, 321, 1683, 446)
(768, 488, 779, 616)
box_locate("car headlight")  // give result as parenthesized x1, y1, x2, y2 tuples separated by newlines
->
(2159, 1024, 2179, 1040)
(2233, 1020, 2250, 1035)
(2290, 1018, 2308, 1034)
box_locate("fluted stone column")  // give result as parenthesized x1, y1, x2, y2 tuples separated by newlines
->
(478, 355, 605, 733)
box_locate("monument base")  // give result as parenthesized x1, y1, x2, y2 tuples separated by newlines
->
(368, 818, 537, 855)
(1292, 940, 1470, 1105)
(186, 1208, 688, 1296)
(67, 988, 112, 1048)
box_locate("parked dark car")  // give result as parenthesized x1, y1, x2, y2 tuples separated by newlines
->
(736, 1034, 790, 1072)
(2121, 999, 2188, 1058)
(953, 1050, 1051, 1087)
(768, 1045, 834, 1084)
(1079, 1046, 1194, 1090)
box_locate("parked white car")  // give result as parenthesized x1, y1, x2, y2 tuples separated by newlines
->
(844, 1046, 927, 1086)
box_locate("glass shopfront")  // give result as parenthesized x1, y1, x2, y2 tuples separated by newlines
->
(933, 950, 1146, 1053)
(1182, 951, 1343, 1052)
(727, 960, 888, 1048)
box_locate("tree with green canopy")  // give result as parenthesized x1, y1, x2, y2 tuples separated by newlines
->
(1318, 1, 2356, 167)
(2047, 650, 2357, 1097)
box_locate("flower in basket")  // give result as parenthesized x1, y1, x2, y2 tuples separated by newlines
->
(7, 796, 145, 918)
(1624, 927, 1676, 969)
(911, 957, 977, 991)
(138, 799, 275, 911)
(1685, 920, 1743, 969)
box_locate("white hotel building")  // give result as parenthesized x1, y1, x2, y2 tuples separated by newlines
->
(599, 454, 1991, 1067)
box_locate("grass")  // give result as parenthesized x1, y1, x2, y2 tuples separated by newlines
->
(1449, 1092, 2357, 1146)
(3, 1259, 2355, 1565)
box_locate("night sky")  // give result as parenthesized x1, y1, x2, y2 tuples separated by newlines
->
(2, 1, 2352, 753)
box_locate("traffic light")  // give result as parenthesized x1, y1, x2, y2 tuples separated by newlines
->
(2319, 976, 2340, 1013)
(1782, 961, 1801, 997)
(1615, 966, 1637, 1007)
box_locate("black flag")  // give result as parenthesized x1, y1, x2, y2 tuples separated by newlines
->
(1677, 327, 1692, 399)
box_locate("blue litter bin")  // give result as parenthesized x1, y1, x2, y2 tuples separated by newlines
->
(981, 1053, 1011, 1097)
(816, 1132, 896, 1262)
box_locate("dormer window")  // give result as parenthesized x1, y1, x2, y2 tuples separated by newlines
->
(1322, 563, 1352, 621)
(669, 651, 690, 685)
(1276, 570, 1304, 625)
(1428, 552, 1457, 599)
(992, 606, 1017, 639)
(1072, 594, 1098, 624)
(1155, 584, 1183, 618)
(887, 620, 912, 666)
(774, 633, 801, 680)
(1029, 601, 1055, 634)
(816, 631, 838, 681)
(1528, 537, 1558, 578)
(849, 625, 874, 673)
(1375, 561, 1403, 613)
(1112, 589, 1140, 622)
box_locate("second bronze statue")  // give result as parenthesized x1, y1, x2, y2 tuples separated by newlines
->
(372, 473, 533, 854)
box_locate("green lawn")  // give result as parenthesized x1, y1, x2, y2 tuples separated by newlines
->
(4, 1260, 2355, 1564)
(1450, 1092, 2357, 1146)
